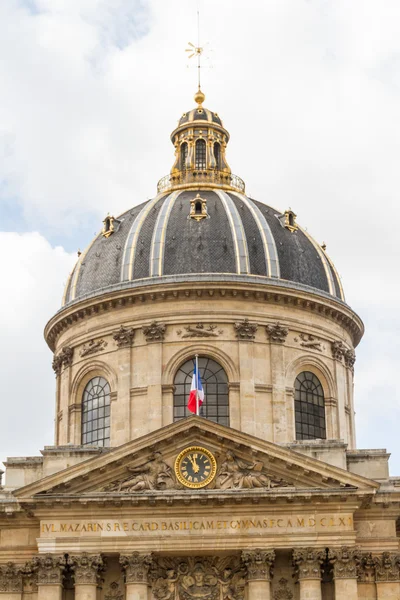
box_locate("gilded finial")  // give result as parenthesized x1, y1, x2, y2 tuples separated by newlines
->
(194, 87, 205, 107)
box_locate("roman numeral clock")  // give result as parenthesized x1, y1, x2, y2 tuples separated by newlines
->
(175, 446, 217, 489)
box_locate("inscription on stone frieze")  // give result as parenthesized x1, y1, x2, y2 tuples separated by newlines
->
(40, 513, 353, 537)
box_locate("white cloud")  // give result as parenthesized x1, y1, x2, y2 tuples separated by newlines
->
(0, 0, 399, 472)
(0, 232, 75, 467)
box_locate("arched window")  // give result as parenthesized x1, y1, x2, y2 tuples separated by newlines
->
(81, 376, 111, 447)
(195, 139, 207, 170)
(294, 371, 326, 440)
(174, 357, 229, 425)
(180, 142, 188, 171)
(214, 142, 221, 169)
(195, 201, 202, 214)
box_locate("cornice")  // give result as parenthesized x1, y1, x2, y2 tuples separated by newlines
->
(45, 278, 364, 352)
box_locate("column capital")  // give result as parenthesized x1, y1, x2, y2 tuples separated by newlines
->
(70, 553, 105, 586)
(31, 554, 66, 586)
(241, 549, 275, 581)
(292, 548, 325, 581)
(373, 552, 400, 582)
(0, 562, 23, 593)
(119, 552, 153, 584)
(328, 546, 361, 579)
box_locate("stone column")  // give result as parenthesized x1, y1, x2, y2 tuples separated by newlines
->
(71, 553, 104, 600)
(292, 548, 325, 600)
(120, 553, 153, 600)
(374, 552, 400, 599)
(0, 562, 23, 599)
(33, 555, 65, 600)
(328, 546, 360, 600)
(242, 549, 275, 600)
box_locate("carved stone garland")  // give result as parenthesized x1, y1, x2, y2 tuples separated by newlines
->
(241, 549, 275, 581)
(266, 323, 288, 343)
(292, 548, 325, 581)
(142, 321, 166, 342)
(328, 546, 361, 579)
(105, 580, 124, 599)
(234, 318, 258, 340)
(120, 552, 153, 584)
(357, 553, 375, 583)
(331, 340, 347, 361)
(273, 577, 293, 600)
(113, 325, 135, 348)
(70, 553, 105, 585)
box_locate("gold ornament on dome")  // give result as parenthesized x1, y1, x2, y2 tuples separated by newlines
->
(175, 446, 217, 489)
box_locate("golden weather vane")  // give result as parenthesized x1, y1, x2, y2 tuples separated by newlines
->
(185, 7, 211, 101)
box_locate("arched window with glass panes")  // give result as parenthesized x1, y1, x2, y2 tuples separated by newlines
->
(180, 142, 188, 171)
(294, 371, 326, 440)
(173, 357, 229, 425)
(214, 142, 221, 169)
(195, 139, 207, 170)
(81, 376, 111, 446)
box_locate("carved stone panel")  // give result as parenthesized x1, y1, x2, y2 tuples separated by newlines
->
(80, 339, 108, 357)
(0, 562, 23, 593)
(374, 552, 400, 582)
(215, 451, 291, 490)
(273, 578, 293, 600)
(105, 580, 124, 599)
(177, 323, 223, 338)
(102, 451, 176, 492)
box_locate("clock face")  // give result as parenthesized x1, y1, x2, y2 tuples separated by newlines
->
(175, 446, 217, 489)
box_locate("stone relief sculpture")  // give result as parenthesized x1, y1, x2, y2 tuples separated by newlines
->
(103, 452, 176, 492)
(80, 338, 108, 357)
(143, 321, 166, 342)
(104, 581, 124, 600)
(265, 322, 288, 343)
(177, 323, 223, 338)
(234, 318, 258, 340)
(151, 556, 245, 600)
(215, 451, 290, 490)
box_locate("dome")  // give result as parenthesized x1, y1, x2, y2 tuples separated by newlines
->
(63, 190, 344, 306)
(62, 90, 345, 308)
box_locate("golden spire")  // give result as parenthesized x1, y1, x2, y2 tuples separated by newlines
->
(186, 9, 205, 107)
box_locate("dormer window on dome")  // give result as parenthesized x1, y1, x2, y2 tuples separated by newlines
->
(102, 215, 121, 238)
(189, 193, 208, 221)
(157, 89, 245, 194)
(283, 209, 298, 233)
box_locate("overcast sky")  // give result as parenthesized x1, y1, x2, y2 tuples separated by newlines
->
(1, 0, 399, 477)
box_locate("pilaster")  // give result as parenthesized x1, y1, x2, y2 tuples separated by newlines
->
(292, 548, 324, 600)
(0, 562, 23, 599)
(33, 555, 65, 600)
(71, 553, 104, 600)
(374, 552, 400, 600)
(120, 553, 153, 600)
(242, 549, 275, 600)
(329, 546, 360, 600)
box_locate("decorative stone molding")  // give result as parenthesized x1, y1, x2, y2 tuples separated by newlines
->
(31, 555, 66, 586)
(80, 338, 108, 357)
(328, 546, 361, 579)
(374, 552, 400, 582)
(113, 325, 135, 348)
(241, 549, 275, 581)
(102, 451, 175, 492)
(177, 323, 223, 338)
(292, 548, 325, 581)
(344, 349, 356, 369)
(297, 333, 323, 352)
(331, 340, 347, 361)
(266, 322, 288, 343)
(142, 321, 166, 342)
(105, 581, 124, 599)
(273, 577, 293, 600)
(70, 553, 104, 585)
(52, 346, 74, 374)
(234, 318, 258, 340)
(358, 553, 375, 583)
(119, 552, 153, 584)
(0, 562, 23, 593)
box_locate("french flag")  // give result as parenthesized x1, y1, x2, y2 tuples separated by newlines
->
(187, 362, 204, 414)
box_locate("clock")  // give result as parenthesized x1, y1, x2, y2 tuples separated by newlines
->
(175, 446, 217, 489)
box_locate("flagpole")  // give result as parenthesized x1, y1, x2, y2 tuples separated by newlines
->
(195, 354, 199, 416)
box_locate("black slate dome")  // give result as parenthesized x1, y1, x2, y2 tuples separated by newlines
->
(62, 90, 345, 307)
(63, 190, 344, 306)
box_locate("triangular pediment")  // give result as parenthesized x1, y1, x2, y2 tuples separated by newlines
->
(14, 417, 378, 501)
